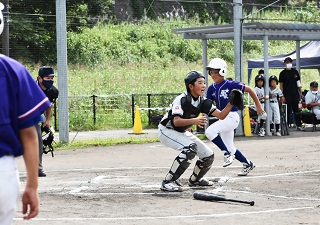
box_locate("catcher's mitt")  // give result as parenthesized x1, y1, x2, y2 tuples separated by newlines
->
(229, 89, 244, 110)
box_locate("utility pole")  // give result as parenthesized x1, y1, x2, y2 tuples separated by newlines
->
(56, 0, 69, 144)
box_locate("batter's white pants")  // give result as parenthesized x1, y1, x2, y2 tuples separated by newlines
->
(270, 102, 281, 124)
(205, 111, 239, 155)
(158, 124, 213, 159)
(0, 156, 19, 225)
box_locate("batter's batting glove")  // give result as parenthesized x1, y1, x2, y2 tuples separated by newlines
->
(229, 89, 244, 110)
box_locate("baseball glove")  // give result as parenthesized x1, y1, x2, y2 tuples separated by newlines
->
(229, 89, 244, 110)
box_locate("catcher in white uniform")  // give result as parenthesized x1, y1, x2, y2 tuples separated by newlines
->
(158, 71, 239, 192)
(269, 75, 284, 136)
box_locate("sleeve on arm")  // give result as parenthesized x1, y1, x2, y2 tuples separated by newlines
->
(17, 66, 51, 126)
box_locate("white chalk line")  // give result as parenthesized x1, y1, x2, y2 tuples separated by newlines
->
(43, 165, 276, 173)
(230, 169, 320, 181)
(13, 206, 315, 221)
(225, 190, 320, 201)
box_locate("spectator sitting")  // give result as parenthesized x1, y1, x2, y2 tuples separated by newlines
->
(304, 81, 320, 120)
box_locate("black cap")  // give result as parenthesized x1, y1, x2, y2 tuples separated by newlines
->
(310, 81, 318, 87)
(39, 66, 54, 78)
(284, 57, 293, 63)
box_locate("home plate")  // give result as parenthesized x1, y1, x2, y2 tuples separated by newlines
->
(212, 177, 230, 183)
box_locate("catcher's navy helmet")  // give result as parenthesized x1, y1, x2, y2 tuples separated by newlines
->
(269, 75, 278, 86)
(184, 71, 205, 91)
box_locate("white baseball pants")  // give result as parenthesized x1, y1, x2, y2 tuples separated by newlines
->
(0, 155, 19, 225)
(158, 124, 213, 159)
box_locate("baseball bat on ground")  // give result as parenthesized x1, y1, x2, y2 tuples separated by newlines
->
(193, 191, 255, 206)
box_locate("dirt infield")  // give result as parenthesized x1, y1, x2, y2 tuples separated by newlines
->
(14, 129, 320, 225)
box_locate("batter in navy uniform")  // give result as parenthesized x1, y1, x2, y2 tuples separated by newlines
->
(205, 58, 264, 176)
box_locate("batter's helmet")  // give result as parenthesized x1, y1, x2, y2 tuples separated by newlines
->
(255, 74, 264, 86)
(269, 75, 278, 86)
(0, 3, 4, 35)
(184, 71, 205, 91)
(206, 58, 227, 76)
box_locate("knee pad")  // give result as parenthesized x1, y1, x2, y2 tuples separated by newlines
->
(183, 143, 197, 160)
(199, 154, 214, 168)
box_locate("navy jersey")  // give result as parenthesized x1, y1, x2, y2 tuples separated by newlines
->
(206, 80, 245, 111)
(0, 54, 51, 157)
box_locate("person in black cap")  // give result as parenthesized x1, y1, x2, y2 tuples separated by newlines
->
(279, 57, 304, 131)
(36, 66, 59, 177)
(305, 81, 320, 120)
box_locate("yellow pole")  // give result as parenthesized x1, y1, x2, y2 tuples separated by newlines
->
(243, 105, 252, 136)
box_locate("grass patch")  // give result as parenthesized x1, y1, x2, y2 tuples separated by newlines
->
(54, 136, 160, 150)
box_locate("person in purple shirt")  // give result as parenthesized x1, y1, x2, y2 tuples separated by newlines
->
(204, 58, 264, 176)
(0, 3, 51, 222)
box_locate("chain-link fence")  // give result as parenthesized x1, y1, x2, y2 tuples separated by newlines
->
(52, 93, 178, 131)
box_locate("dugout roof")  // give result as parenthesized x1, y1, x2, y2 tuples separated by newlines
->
(172, 22, 320, 41)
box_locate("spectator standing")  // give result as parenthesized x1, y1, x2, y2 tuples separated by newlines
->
(253, 74, 268, 137)
(279, 57, 304, 131)
(269, 75, 285, 136)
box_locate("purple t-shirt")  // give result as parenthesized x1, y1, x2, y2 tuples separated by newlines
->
(206, 79, 245, 111)
(0, 54, 51, 157)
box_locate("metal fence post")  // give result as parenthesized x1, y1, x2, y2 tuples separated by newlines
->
(147, 94, 151, 125)
(131, 94, 135, 126)
(92, 95, 96, 125)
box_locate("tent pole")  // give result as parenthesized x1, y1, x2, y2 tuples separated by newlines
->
(296, 40, 301, 74)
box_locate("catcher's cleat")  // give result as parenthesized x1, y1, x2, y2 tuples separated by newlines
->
(223, 153, 234, 167)
(238, 162, 255, 176)
(160, 180, 183, 192)
(188, 178, 214, 187)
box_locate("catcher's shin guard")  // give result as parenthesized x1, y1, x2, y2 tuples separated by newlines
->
(164, 144, 197, 181)
(190, 154, 214, 182)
